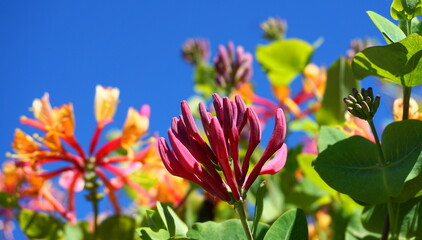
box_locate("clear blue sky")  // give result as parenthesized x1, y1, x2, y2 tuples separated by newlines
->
(0, 0, 393, 223)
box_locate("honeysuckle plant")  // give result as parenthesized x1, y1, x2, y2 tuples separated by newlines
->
(1, 1, 422, 239)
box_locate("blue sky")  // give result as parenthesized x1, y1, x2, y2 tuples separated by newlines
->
(0, 0, 394, 224)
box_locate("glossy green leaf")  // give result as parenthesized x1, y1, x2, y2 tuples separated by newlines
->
(361, 204, 387, 234)
(297, 153, 360, 213)
(391, 0, 422, 20)
(352, 34, 422, 87)
(367, 11, 406, 43)
(314, 120, 422, 205)
(18, 209, 63, 239)
(97, 215, 136, 240)
(156, 202, 188, 237)
(0, 192, 19, 208)
(187, 219, 269, 240)
(263, 209, 308, 240)
(256, 39, 313, 86)
(316, 58, 358, 125)
(317, 126, 348, 153)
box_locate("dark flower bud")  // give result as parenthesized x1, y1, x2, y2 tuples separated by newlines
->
(182, 39, 210, 65)
(260, 17, 287, 41)
(343, 87, 380, 120)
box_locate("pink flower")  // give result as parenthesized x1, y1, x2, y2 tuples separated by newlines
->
(158, 94, 287, 202)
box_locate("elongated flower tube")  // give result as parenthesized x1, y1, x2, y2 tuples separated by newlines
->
(158, 94, 288, 202)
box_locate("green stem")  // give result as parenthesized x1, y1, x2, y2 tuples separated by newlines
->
(93, 196, 99, 235)
(402, 86, 412, 120)
(235, 201, 253, 240)
(387, 200, 399, 240)
(367, 120, 386, 165)
(406, 19, 412, 35)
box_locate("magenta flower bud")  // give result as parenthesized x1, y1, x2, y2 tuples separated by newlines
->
(181, 38, 210, 65)
(158, 94, 288, 202)
(214, 42, 253, 90)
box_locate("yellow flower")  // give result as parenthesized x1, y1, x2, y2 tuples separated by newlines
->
(121, 107, 149, 157)
(393, 98, 420, 121)
(94, 85, 120, 125)
(32, 93, 54, 126)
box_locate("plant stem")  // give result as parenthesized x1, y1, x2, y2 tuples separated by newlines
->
(402, 86, 412, 120)
(387, 200, 399, 240)
(367, 120, 386, 165)
(92, 196, 99, 235)
(235, 201, 253, 240)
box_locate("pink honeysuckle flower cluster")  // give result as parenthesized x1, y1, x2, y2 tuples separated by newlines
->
(9, 85, 157, 223)
(158, 94, 287, 202)
(214, 42, 253, 89)
(181, 38, 211, 65)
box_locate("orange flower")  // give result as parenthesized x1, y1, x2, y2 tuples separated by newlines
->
(121, 106, 150, 157)
(94, 85, 119, 126)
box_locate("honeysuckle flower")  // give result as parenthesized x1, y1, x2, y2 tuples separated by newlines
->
(182, 38, 210, 65)
(95, 85, 119, 126)
(393, 97, 421, 121)
(260, 17, 287, 41)
(214, 42, 253, 90)
(249, 63, 326, 124)
(346, 38, 376, 61)
(158, 94, 287, 202)
(8, 86, 157, 224)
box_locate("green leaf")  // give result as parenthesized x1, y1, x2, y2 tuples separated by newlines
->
(352, 34, 422, 87)
(396, 196, 422, 238)
(187, 220, 269, 240)
(314, 120, 422, 205)
(391, 0, 422, 20)
(361, 204, 387, 234)
(345, 210, 381, 240)
(297, 153, 360, 213)
(256, 39, 313, 86)
(367, 11, 406, 43)
(316, 58, 358, 125)
(263, 209, 308, 240)
(97, 215, 136, 240)
(317, 126, 348, 153)
(18, 209, 63, 239)
(64, 222, 94, 240)
(0, 192, 19, 208)
(156, 202, 188, 237)
(289, 117, 319, 134)
(136, 228, 170, 240)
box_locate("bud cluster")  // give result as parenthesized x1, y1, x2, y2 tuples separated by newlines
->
(181, 38, 210, 65)
(260, 17, 287, 41)
(343, 88, 380, 121)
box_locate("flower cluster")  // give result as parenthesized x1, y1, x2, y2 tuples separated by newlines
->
(158, 94, 287, 202)
(260, 17, 287, 41)
(214, 42, 253, 91)
(343, 87, 380, 121)
(8, 85, 187, 223)
(181, 38, 210, 65)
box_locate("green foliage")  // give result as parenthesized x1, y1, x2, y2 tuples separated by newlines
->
(137, 202, 188, 239)
(18, 209, 64, 239)
(263, 209, 308, 240)
(316, 58, 358, 125)
(0, 192, 19, 208)
(64, 222, 93, 240)
(391, 0, 422, 20)
(97, 215, 136, 240)
(352, 34, 422, 87)
(367, 11, 406, 43)
(256, 39, 313, 86)
(187, 219, 270, 240)
(252, 181, 267, 238)
(314, 120, 422, 205)
(194, 64, 217, 98)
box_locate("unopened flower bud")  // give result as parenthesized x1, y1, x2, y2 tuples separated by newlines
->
(260, 17, 287, 41)
(181, 39, 210, 65)
(343, 87, 380, 120)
